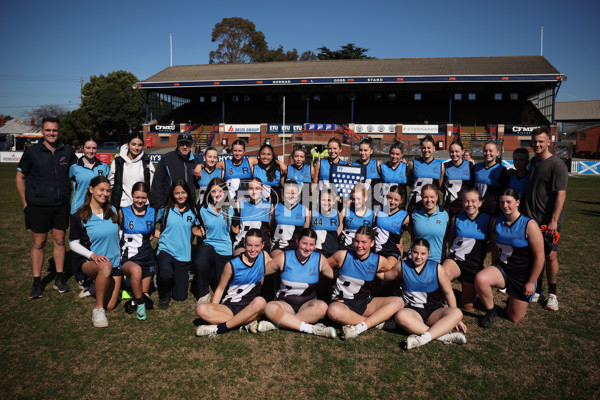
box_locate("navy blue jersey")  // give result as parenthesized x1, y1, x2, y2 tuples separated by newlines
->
(197, 166, 223, 203)
(224, 158, 252, 200)
(272, 203, 307, 250)
(494, 214, 532, 277)
(318, 158, 347, 189)
(375, 209, 408, 257)
(70, 208, 120, 268)
(120, 206, 155, 265)
(276, 250, 321, 306)
(69, 158, 110, 214)
(222, 251, 266, 308)
(311, 209, 341, 257)
(252, 163, 281, 202)
(352, 159, 380, 190)
(448, 212, 491, 272)
(443, 160, 474, 214)
(156, 206, 200, 262)
(401, 259, 443, 309)
(332, 250, 380, 300)
(341, 207, 375, 249)
(286, 164, 312, 194)
(474, 162, 509, 215)
(408, 158, 442, 209)
(508, 173, 529, 199)
(232, 199, 272, 248)
(410, 207, 450, 263)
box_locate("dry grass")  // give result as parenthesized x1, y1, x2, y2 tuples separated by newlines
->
(0, 164, 599, 399)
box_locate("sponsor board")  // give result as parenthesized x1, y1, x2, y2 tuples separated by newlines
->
(267, 124, 303, 133)
(225, 124, 261, 133)
(149, 124, 179, 133)
(0, 151, 23, 162)
(402, 125, 440, 134)
(354, 124, 396, 134)
(305, 123, 338, 131)
(504, 125, 542, 135)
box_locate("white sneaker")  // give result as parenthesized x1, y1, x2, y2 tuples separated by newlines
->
(312, 323, 337, 339)
(240, 320, 258, 333)
(374, 319, 397, 330)
(196, 293, 212, 307)
(196, 325, 218, 338)
(257, 320, 278, 333)
(342, 325, 359, 340)
(546, 294, 559, 311)
(405, 334, 425, 350)
(92, 308, 108, 328)
(532, 291, 546, 303)
(437, 332, 467, 345)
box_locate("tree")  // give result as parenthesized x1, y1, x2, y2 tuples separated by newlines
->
(316, 43, 374, 60)
(59, 108, 97, 146)
(81, 70, 145, 139)
(26, 104, 69, 126)
(254, 46, 299, 63)
(299, 50, 318, 61)
(209, 17, 268, 64)
(1, 114, 14, 122)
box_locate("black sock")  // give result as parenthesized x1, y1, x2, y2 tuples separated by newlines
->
(486, 307, 497, 316)
(135, 297, 144, 305)
(216, 322, 230, 334)
(56, 272, 64, 282)
(33, 277, 41, 285)
(548, 284, 557, 295)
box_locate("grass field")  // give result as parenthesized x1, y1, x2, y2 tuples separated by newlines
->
(0, 163, 599, 399)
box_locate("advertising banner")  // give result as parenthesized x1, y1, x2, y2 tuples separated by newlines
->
(225, 124, 261, 133)
(148, 124, 179, 133)
(267, 124, 303, 133)
(402, 125, 440, 134)
(0, 151, 23, 162)
(305, 123, 338, 131)
(354, 124, 396, 134)
(504, 125, 542, 135)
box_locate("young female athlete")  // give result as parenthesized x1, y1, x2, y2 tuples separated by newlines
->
(507, 147, 530, 202)
(251, 143, 284, 204)
(408, 184, 450, 263)
(443, 141, 475, 216)
(195, 229, 272, 337)
(154, 179, 202, 309)
(352, 137, 381, 199)
(340, 183, 375, 251)
(313, 137, 347, 190)
(406, 135, 444, 215)
(386, 238, 467, 350)
(216, 139, 252, 201)
(475, 189, 545, 328)
(119, 181, 156, 320)
(253, 228, 337, 338)
(327, 226, 404, 340)
(109, 132, 154, 209)
(232, 177, 273, 255)
(374, 184, 409, 262)
(69, 176, 121, 328)
(442, 189, 493, 310)
(311, 187, 343, 258)
(286, 144, 314, 197)
(474, 141, 509, 215)
(194, 178, 237, 304)
(69, 137, 110, 287)
(195, 146, 223, 204)
(271, 180, 310, 258)
(380, 139, 408, 206)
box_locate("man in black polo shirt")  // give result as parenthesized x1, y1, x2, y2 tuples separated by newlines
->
(16, 117, 77, 299)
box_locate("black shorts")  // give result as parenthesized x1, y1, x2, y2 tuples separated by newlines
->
(332, 296, 373, 316)
(455, 259, 482, 285)
(74, 252, 123, 277)
(406, 304, 444, 323)
(492, 263, 535, 303)
(278, 298, 317, 313)
(121, 254, 156, 278)
(222, 301, 247, 316)
(25, 204, 70, 233)
(542, 225, 561, 255)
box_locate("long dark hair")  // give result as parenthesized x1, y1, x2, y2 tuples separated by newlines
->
(160, 180, 199, 228)
(79, 176, 118, 224)
(258, 143, 279, 182)
(201, 177, 230, 230)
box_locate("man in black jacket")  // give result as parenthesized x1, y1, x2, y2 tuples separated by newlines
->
(16, 117, 77, 299)
(149, 132, 200, 208)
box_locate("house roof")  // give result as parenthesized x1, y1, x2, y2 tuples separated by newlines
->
(0, 119, 40, 134)
(556, 100, 600, 121)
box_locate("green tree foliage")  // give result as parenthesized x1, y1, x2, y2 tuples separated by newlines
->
(59, 108, 97, 146)
(209, 17, 268, 64)
(316, 43, 374, 60)
(299, 50, 318, 61)
(81, 70, 144, 138)
(254, 46, 299, 63)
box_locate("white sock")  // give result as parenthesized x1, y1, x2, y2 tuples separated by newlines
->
(419, 331, 432, 344)
(355, 321, 368, 334)
(300, 322, 313, 334)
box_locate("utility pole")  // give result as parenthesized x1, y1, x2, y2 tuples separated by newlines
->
(541, 26, 544, 56)
(282, 96, 286, 163)
(80, 77, 84, 104)
(170, 34, 173, 67)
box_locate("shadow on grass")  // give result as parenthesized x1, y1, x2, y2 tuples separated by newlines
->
(579, 209, 600, 217)
(575, 200, 600, 206)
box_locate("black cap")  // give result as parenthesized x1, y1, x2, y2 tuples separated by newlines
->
(177, 132, 192, 143)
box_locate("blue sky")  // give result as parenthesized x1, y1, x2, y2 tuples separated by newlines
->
(1, 0, 598, 120)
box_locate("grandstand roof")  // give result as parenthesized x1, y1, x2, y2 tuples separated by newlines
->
(138, 56, 562, 89)
(556, 100, 600, 121)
